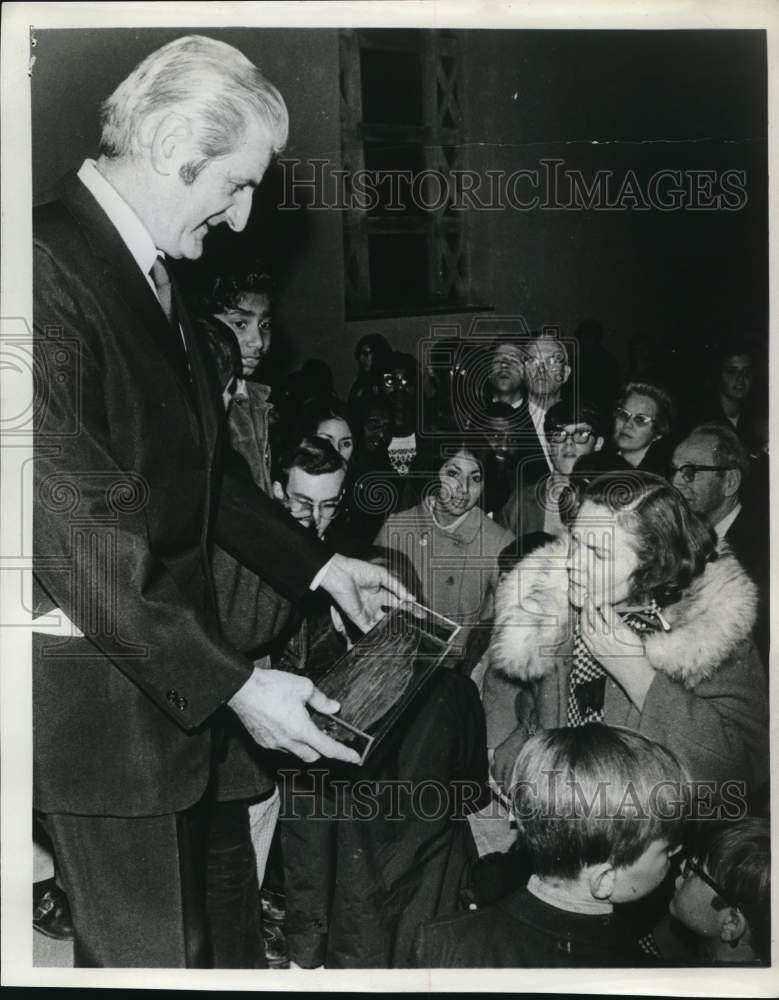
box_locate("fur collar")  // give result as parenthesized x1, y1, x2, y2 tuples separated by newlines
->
(491, 537, 758, 690)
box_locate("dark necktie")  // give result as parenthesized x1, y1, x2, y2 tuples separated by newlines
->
(150, 256, 177, 327)
(149, 256, 189, 372)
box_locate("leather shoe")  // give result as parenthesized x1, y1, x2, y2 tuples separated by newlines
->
(33, 880, 74, 941)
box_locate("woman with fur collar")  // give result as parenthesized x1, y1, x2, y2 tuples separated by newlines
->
(487, 472, 768, 798)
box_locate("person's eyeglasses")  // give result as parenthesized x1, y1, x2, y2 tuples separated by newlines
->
(670, 464, 732, 484)
(284, 491, 344, 518)
(614, 406, 655, 428)
(548, 427, 594, 444)
(525, 355, 567, 371)
(383, 373, 411, 390)
(680, 857, 740, 911)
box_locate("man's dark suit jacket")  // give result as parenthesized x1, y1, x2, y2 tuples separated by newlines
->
(33, 172, 330, 817)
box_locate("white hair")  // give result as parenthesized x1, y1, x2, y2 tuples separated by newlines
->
(99, 35, 288, 164)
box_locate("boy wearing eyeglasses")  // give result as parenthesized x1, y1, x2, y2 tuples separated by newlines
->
(669, 817, 770, 964)
(497, 400, 605, 538)
(272, 436, 347, 541)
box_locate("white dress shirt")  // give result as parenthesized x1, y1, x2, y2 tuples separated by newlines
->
(527, 397, 553, 471)
(714, 502, 742, 541)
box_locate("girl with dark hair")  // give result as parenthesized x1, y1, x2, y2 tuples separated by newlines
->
(486, 470, 768, 796)
(374, 436, 514, 655)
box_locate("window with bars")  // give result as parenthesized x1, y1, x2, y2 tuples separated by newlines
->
(340, 28, 473, 318)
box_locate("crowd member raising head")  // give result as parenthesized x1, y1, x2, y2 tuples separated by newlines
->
(413, 725, 687, 968)
(487, 338, 526, 409)
(374, 436, 513, 655)
(669, 817, 770, 965)
(487, 471, 768, 796)
(348, 333, 393, 409)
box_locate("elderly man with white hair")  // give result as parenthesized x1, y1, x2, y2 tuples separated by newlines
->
(33, 34, 408, 967)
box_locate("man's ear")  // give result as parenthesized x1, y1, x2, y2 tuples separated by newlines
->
(146, 112, 195, 175)
(593, 435, 605, 453)
(589, 862, 616, 901)
(272, 481, 285, 503)
(722, 467, 742, 499)
(560, 364, 572, 386)
(719, 907, 748, 946)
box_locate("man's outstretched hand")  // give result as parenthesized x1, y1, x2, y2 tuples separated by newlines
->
(318, 553, 413, 633)
(228, 667, 360, 764)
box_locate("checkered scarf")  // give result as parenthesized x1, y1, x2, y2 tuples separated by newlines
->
(566, 599, 664, 727)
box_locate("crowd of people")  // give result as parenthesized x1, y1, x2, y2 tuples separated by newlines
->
(32, 34, 770, 972)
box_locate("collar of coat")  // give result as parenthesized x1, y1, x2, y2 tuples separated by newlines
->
(490, 536, 758, 690)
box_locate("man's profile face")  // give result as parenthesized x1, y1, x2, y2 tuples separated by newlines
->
(489, 343, 524, 397)
(719, 354, 753, 402)
(163, 120, 274, 260)
(671, 434, 729, 521)
(214, 292, 272, 377)
(275, 467, 345, 538)
(524, 338, 570, 402)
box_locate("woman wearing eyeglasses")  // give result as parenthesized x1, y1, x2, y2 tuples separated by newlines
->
(583, 381, 676, 477)
(487, 471, 768, 799)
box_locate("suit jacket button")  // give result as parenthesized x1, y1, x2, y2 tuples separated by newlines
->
(166, 689, 187, 710)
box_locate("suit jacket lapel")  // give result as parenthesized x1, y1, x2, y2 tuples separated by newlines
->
(173, 279, 219, 461)
(57, 172, 223, 463)
(56, 173, 194, 397)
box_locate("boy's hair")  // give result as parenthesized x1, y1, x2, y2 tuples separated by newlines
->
(696, 817, 771, 963)
(272, 434, 344, 489)
(199, 260, 274, 315)
(508, 724, 688, 880)
(544, 399, 607, 440)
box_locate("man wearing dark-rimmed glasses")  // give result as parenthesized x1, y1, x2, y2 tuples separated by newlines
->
(670, 421, 767, 664)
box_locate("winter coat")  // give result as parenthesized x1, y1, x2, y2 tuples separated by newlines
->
(485, 537, 768, 795)
(374, 502, 514, 653)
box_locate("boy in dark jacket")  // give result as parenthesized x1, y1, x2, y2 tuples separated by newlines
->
(413, 724, 688, 967)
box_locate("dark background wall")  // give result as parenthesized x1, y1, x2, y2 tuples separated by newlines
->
(32, 27, 767, 396)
